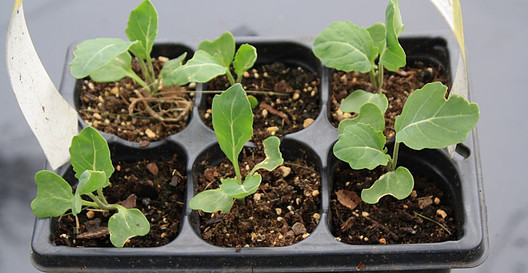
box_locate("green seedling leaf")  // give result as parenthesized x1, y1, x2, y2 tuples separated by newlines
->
(189, 189, 234, 214)
(71, 170, 108, 215)
(367, 22, 387, 54)
(108, 206, 150, 247)
(167, 50, 227, 86)
(338, 103, 385, 134)
(340, 89, 388, 114)
(70, 38, 137, 78)
(251, 136, 284, 174)
(31, 170, 74, 217)
(126, 0, 158, 60)
(394, 82, 480, 150)
(89, 52, 134, 82)
(379, 0, 406, 71)
(198, 31, 235, 68)
(233, 44, 257, 78)
(361, 166, 413, 204)
(313, 21, 377, 73)
(212, 83, 253, 167)
(334, 123, 390, 170)
(247, 95, 258, 109)
(220, 174, 262, 199)
(76, 170, 107, 196)
(159, 52, 188, 86)
(69, 127, 114, 182)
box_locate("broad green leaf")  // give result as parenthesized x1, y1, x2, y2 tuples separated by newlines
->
(233, 44, 257, 78)
(334, 123, 390, 170)
(72, 170, 107, 215)
(89, 52, 134, 82)
(250, 136, 283, 174)
(379, 0, 406, 71)
(189, 189, 233, 214)
(108, 206, 150, 247)
(31, 170, 73, 217)
(313, 21, 377, 73)
(198, 31, 235, 68)
(340, 89, 388, 114)
(166, 50, 227, 86)
(361, 166, 413, 204)
(126, 0, 158, 60)
(212, 83, 253, 167)
(69, 127, 114, 182)
(159, 52, 188, 86)
(220, 174, 262, 199)
(70, 38, 137, 78)
(394, 82, 480, 150)
(338, 103, 385, 134)
(367, 22, 386, 55)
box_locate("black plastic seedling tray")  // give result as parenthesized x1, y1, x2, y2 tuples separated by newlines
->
(31, 37, 486, 272)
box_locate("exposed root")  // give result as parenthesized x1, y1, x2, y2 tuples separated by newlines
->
(128, 88, 192, 123)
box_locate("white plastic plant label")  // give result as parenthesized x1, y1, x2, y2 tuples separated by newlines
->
(6, 1, 78, 170)
(431, 0, 468, 98)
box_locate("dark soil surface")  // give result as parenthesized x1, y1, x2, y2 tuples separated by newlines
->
(53, 155, 186, 247)
(330, 162, 457, 245)
(78, 58, 194, 143)
(194, 147, 321, 248)
(330, 60, 450, 139)
(200, 62, 321, 144)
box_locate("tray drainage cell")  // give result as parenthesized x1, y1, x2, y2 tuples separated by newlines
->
(190, 138, 323, 248)
(198, 40, 324, 143)
(327, 142, 463, 245)
(71, 43, 196, 143)
(49, 141, 188, 248)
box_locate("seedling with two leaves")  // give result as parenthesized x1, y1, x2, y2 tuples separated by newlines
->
(333, 82, 479, 204)
(165, 31, 257, 88)
(189, 84, 283, 213)
(313, 0, 405, 114)
(30, 127, 149, 247)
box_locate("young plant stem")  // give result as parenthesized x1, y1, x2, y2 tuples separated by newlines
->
(86, 192, 117, 211)
(81, 200, 99, 208)
(97, 189, 109, 205)
(127, 71, 150, 93)
(233, 161, 243, 185)
(226, 70, 236, 86)
(388, 141, 401, 171)
(136, 59, 154, 89)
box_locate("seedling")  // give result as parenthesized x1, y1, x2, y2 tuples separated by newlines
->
(333, 82, 479, 204)
(30, 127, 149, 247)
(166, 32, 257, 87)
(313, 0, 405, 113)
(189, 84, 283, 213)
(70, 0, 190, 94)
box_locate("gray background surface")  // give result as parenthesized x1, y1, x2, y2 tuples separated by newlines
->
(0, 0, 525, 272)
